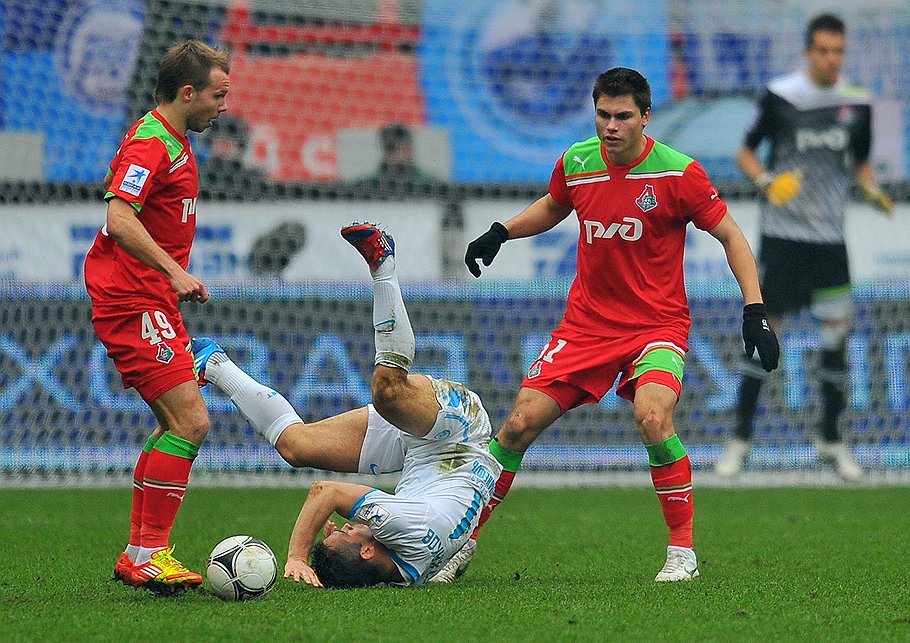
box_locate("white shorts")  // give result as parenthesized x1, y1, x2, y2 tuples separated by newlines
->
(358, 405, 408, 475)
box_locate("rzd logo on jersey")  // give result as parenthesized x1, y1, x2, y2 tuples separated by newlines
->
(583, 217, 643, 243)
(636, 184, 658, 212)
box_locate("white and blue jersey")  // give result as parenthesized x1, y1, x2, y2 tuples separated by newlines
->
(348, 377, 502, 586)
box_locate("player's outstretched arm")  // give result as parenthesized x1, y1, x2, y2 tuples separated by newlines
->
(285, 481, 373, 588)
(465, 194, 572, 277)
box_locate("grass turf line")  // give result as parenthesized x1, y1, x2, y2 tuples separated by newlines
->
(1, 486, 908, 642)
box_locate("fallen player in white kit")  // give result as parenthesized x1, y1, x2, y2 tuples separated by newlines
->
(191, 222, 501, 587)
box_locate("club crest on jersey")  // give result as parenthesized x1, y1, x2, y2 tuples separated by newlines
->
(837, 105, 856, 126)
(636, 184, 658, 212)
(527, 361, 542, 379)
(156, 343, 175, 364)
(120, 164, 151, 196)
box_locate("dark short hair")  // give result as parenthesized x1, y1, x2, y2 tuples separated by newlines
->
(592, 68, 651, 115)
(805, 13, 845, 50)
(310, 540, 385, 589)
(379, 123, 413, 152)
(155, 39, 231, 103)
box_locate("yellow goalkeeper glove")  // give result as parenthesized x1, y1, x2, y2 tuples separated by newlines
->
(755, 170, 803, 206)
(859, 182, 893, 215)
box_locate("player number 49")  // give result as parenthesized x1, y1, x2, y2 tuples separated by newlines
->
(141, 310, 177, 345)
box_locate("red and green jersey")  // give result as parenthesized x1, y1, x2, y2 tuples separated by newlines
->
(548, 135, 727, 345)
(84, 109, 199, 308)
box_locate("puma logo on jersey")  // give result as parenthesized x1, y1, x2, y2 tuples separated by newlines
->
(583, 217, 643, 242)
(573, 154, 590, 170)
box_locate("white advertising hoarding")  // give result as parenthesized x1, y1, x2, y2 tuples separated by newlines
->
(0, 200, 444, 283)
(0, 198, 906, 284)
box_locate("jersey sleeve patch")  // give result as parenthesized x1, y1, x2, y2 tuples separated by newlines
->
(118, 164, 152, 196)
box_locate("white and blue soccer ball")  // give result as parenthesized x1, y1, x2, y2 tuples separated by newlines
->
(206, 535, 278, 601)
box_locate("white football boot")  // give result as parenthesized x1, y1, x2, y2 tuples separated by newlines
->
(655, 546, 699, 582)
(816, 440, 863, 482)
(715, 438, 751, 477)
(428, 538, 476, 584)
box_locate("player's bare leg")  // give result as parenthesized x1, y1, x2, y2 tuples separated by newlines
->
(635, 381, 698, 582)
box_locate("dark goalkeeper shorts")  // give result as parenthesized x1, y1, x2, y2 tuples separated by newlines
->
(758, 235, 851, 316)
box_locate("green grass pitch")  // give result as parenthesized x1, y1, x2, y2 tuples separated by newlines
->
(2, 485, 908, 641)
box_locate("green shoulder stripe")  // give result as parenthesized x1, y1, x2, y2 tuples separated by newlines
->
(630, 139, 694, 175)
(840, 84, 870, 99)
(132, 112, 184, 162)
(562, 136, 607, 178)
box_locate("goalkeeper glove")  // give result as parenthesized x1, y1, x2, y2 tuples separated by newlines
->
(742, 303, 779, 372)
(465, 222, 509, 277)
(859, 182, 893, 215)
(755, 170, 802, 206)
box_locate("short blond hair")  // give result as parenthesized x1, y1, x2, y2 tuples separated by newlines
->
(155, 39, 230, 103)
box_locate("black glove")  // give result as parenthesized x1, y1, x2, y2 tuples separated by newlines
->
(465, 222, 509, 278)
(742, 303, 779, 372)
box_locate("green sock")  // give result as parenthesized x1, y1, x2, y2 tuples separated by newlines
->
(645, 434, 687, 467)
(490, 437, 524, 472)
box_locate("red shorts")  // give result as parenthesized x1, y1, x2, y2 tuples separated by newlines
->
(91, 303, 197, 403)
(522, 326, 688, 413)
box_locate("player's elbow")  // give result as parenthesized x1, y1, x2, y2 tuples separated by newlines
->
(105, 199, 137, 241)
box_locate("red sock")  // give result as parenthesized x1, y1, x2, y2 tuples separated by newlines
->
(128, 449, 152, 546)
(140, 449, 194, 548)
(650, 455, 694, 548)
(470, 469, 516, 540)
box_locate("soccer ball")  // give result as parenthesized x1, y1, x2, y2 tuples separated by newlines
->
(206, 535, 278, 601)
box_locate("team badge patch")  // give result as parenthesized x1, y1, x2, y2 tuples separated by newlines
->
(156, 343, 175, 364)
(119, 164, 151, 196)
(636, 184, 658, 212)
(358, 503, 391, 527)
(527, 361, 542, 379)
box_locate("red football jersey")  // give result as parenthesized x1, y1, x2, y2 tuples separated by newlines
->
(549, 135, 727, 345)
(84, 110, 199, 308)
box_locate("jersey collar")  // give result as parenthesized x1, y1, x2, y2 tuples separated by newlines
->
(151, 109, 190, 146)
(601, 135, 654, 172)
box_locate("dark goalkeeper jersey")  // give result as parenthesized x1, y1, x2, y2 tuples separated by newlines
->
(745, 70, 872, 244)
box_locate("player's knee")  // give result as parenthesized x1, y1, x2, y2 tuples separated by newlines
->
(172, 409, 211, 445)
(633, 403, 673, 442)
(370, 368, 407, 417)
(276, 435, 307, 467)
(498, 414, 540, 452)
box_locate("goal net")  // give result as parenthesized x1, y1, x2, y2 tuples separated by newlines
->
(1, 0, 909, 482)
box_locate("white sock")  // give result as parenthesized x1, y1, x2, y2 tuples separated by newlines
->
(207, 356, 302, 447)
(135, 545, 166, 565)
(371, 256, 414, 371)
